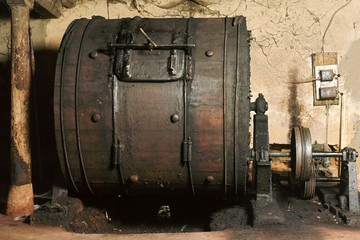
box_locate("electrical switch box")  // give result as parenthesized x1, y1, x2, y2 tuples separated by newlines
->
(319, 86, 337, 100)
(319, 69, 334, 81)
(312, 52, 339, 106)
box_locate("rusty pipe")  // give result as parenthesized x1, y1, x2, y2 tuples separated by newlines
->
(6, 0, 34, 217)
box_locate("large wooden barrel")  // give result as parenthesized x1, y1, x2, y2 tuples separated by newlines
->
(54, 16, 251, 197)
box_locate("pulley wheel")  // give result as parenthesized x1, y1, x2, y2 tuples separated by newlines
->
(291, 126, 312, 181)
(301, 163, 316, 199)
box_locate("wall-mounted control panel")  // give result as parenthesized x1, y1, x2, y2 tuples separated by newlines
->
(314, 64, 338, 101)
(312, 52, 339, 106)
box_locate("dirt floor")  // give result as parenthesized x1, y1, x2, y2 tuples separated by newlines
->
(27, 185, 360, 233)
(30, 195, 221, 234)
(2, 213, 360, 240)
(1, 185, 360, 239)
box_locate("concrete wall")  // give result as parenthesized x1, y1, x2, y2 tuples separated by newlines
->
(1, 0, 360, 186)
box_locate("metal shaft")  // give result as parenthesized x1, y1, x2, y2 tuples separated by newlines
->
(316, 177, 340, 182)
(269, 152, 291, 157)
(312, 152, 342, 157)
(269, 151, 343, 158)
(6, 0, 34, 217)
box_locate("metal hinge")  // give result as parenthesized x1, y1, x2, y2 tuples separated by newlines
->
(182, 137, 192, 163)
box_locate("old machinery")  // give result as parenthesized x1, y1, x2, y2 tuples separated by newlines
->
(54, 16, 359, 225)
(55, 16, 251, 197)
(269, 129, 359, 210)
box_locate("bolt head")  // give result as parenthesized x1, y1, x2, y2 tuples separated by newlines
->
(205, 50, 214, 57)
(170, 114, 179, 123)
(206, 176, 214, 182)
(91, 112, 101, 122)
(89, 51, 98, 59)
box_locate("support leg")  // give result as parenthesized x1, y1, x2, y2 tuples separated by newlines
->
(250, 94, 284, 226)
(340, 148, 359, 213)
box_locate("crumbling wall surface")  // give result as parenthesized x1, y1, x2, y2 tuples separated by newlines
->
(1, 0, 360, 187)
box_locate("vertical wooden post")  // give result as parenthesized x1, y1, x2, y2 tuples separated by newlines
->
(6, 0, 34, 217)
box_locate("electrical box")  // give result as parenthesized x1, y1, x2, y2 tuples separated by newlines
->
(312, 52, 339, 106)
(319, 69, 334, 81)
(319, 86, 337, 100)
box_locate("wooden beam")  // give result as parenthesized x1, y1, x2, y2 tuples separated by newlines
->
(312, 52, 339, 106)
(5, 0, 34, 217)
(33, 0, 62, 18)
(6, 0, 34, 6)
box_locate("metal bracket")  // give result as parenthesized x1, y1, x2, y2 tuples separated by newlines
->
(109, 43, 195, 50)
(110, 41, 195, 82)
(110, 17, 196, 82)
(340, 147, 359, 213)
(182, 137, 193, 163)
(251, 93, 272, 200)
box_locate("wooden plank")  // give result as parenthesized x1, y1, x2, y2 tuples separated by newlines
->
(312, 52, 339, 106)
(33, 0, 62, 18)
(6, 0, 34, 7)
(312, 52, 338, 68)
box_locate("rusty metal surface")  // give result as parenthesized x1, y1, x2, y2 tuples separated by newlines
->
(54, 16, 251, 197)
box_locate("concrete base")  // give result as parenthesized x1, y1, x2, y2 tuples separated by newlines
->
(250, 198, 285, 227)
(318, 187, 360, 226)
(325, 202, 360, 226)
(317, 187, 338, 204)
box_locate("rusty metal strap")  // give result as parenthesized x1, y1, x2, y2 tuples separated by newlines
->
(183, 17, 195, 196)
(108, 43, 195, 50)
(75, 19, 95, 195)
(59, 20, 79, 193)
(234, 19, 241, 196)
(223, 17, 228, 196)
(110, 41, 128, 196)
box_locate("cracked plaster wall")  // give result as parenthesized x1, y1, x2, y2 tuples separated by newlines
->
(2, 0, 360, 184)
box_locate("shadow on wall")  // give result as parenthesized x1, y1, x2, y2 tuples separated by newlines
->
(30, 49, 61, 195)
(287, 67, 303, 140)
(0, 2, 11, 214)
(0, 48, 61, 214)
(0, 60, 11, 214)
(341, 39, 360, 149)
